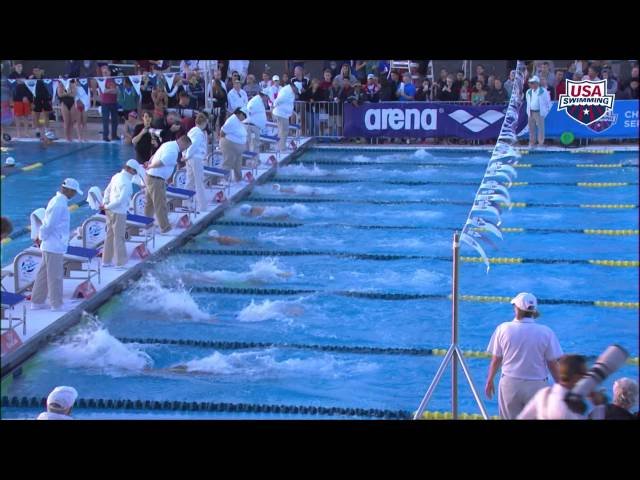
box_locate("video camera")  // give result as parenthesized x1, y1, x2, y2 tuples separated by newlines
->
(564, 344, 629, 414)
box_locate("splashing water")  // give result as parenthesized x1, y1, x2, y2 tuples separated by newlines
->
(45, 319, 152, 374)
(261, 203, 311, 219)
(196, 257, 295, 285)
(278, 163, 329, 177)
(237, 298, 307, 323)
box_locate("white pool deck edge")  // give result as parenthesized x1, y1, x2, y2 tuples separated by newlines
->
(1, 137, 314, 375)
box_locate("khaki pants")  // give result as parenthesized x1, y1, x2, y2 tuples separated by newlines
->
(103, 210, 127, 266)
(528, 111, 545, 145)
(220, 137, 244, 182)
(245, 123, 262, 153)
(186, 155, 207, 212)
(498, 375, 548, 419)
(275, 115, 289, 151)
(31, 251, 64, 308)
(145, 175, 171, 232)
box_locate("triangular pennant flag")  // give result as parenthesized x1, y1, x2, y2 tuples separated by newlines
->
(148, 73, 156, 79)
(96, 77, 107, 93)
(460, 232, 490, 272)
(164, 72, 176, 90)
(129, 75, 142, 96)
(466, 217, 503, 240)
(471, 201, 502, 224)
(60, 78, 70, 91)
(24, 79, 37, 97)
(114, 77, 123, 85)
(78, 78, 90, 94)
(7, 78, 16, 85)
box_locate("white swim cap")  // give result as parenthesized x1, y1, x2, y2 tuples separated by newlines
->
(272, 183, 281, 191)
(5, 157, 15, 166)
(208, 229, 220, 238)
(240, 204, 252, 215)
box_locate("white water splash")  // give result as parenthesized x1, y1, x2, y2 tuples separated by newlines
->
(237, 298, 307, 323)
(278, 163, 329, 177)
(196, 257, 295, 285)
(261, 203, 311, 219)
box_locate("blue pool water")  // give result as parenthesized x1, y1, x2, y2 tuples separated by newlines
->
(1, 142, 141, 266)
(2, 147, 638, 420)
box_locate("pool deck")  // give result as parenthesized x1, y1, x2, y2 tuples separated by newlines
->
(1, 137, 314, 376)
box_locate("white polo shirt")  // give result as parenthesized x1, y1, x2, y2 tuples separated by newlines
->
(221, 114, 247, 145)
(487, 318, 563, 381)
(244, 94, 267, 130)
(39, 191, 70, 254)
(528, 87, 541, 110)
(185, 126, 207, 161)
(147, 141, 180, 181)
(227, 88, 248, 112)
(517, 384, 586, 420)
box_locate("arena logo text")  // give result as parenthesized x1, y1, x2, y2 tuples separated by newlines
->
(364, 108, 438, 131)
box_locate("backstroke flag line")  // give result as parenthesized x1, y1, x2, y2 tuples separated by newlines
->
(460, 60, 528, 272)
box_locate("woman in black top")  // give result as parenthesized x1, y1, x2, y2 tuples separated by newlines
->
(210, 76, 228, 139)
(140, 73, 154, 112)
(300, 78, 327, 136)
(131, 111, 159, 164)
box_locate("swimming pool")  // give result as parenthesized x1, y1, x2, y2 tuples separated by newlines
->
(1, 142, 141, 266)
(2, 147, 638, 420)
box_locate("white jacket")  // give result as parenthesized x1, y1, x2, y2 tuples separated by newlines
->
(185, 126, 207, 161)
(37, 411, 74, 420)
(227, 88, 248, 113)
(103, 170, 134, 215)
(244, 94, 267, 130)
(272, 85, 295, 119)
(39, 192, 70, 254)
(517, 384, 586, 420)
(526, 87, 551, 118)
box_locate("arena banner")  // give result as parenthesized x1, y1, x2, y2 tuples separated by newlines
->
(343, 102, 528, 139)
(544, 100, 639, 139)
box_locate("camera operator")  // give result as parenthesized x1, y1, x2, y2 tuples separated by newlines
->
(517, 354, 607, 420)
(152, 111, 185, 144)
(132, 110, 160, 165)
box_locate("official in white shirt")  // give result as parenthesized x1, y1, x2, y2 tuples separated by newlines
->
(183, 113, 209, 212)
(485, 292, 563, 419)
(101, 160, 142, 268)
(244, 89, 269, 153)
(31, 178, 83, 311)
(220, 107, 248, 182)
(227, 79, 248, 116)
(37, 386, 78, 420)
(145, 136, 192, 233)
(272, 82, 299, 151)
(525, 75, 551, 147)
(517, 355, 589, 420)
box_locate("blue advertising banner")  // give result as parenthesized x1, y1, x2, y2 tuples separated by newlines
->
(343, 102, 528, 140)
(544, 100, 639, 139)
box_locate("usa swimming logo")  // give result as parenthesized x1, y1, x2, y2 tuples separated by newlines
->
(558, 79, 615, 126)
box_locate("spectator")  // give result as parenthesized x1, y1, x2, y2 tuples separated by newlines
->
(228, 60, 250, 82)
(458, 79, 471, 102)
(471, 80, 487, 105)
(101, 160, 140, 268)
(536, 61, 555, 87)
(380, 70, 401, 101)
(539, 76, 555, 102)
(144, 135, 192, 234)
(8, 61, 33, 139)
(525, 75, 551, 147)
(334, 63, 358, 88)
(377, 60, 390, 78)
(79, 60, 95, 78)
(209, 70, 228, 138)
(31, 178, 83, 311)
(486, 78, 509, 103)
(586, 66, 600, 81)
(470, 64, 486, 86)
(300, 79, 327, 135)
(98, 65, 119, 142)
(554, 70, 566, 100)
(281, 72, 290, 88)
(140, 73, 155, 112)
(266, 75, 282, 108)
(0, 216, 12, 240)
(179, 60, 201, 77)
(151, 60, 170, 73)
(364, 74, 381, 103)
(291, 66, 309, 96)
(175, 91, 199, 131)
(37, 386, 78, 420)
(183, 113, 209, 213)
(437, 74, 458, 101)
(226, 70, 241, 92)
(573, 71, 584, 81)
(347, 82, 366, 106)
(453, 70, 465, 97)
(272, 82, 299, 152)
(354, 60, 368, 83)
(485, 292, 562, 419)
(339, 78, 354, 103)
(30, 66, 53, 144)
(617, 77, 639, 99)
(486, 75, 496, 91)
(244, 89, 269, 153)
(328, 77, 343, 103)
(601, 69, 618, 95)
(123, 111, 139, 145)
(151, 81, 169, 122)
(589, 378, 638, 420)
(227, 78, 248, 115)
(132, 111, 159, 164)
(619, 65, 639, 92)
(153, 111, 184, 144)
(166, 75, 186, 109)
(503, 70, 516, 97)
(415, 78, 432, 101)
(220, 107, 248, 182)
(323, 60, 344, 79)
(243, 74, 261, 99)
(259, 72, 272, 90)
(185, 70, 205, 110)
(437, 68, 448, 89)
(517, 355, 592, 420)
(118, 77, 139, 120)
(397, 73, 417, 101)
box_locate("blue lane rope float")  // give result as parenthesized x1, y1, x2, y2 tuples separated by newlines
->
(179, 248, 639, 267)
(287, 159, 638, 168)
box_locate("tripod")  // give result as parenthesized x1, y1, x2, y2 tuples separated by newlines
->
(413, 232, 490, 420)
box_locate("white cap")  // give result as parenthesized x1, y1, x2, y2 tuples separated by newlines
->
(529, 75, 540, 83)
(367, 74, 375, 80)
(47, 386, 78, 412)
(240, 204, 252, 215)
(5, 157, 15, 166)
(511, 292, 538, 311)
(208, 229, 220, 238)
(272, 75, 280, 82)
(272, 183, 281, 191)
(61, 178, 83, 195)
(126, 159, 145, 178)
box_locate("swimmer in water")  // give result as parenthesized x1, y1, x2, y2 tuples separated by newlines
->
(207, 229, 244, 245)
(239, 203, 290, 220)
(272, 183, 319, 196)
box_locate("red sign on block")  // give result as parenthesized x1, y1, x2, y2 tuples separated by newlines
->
(268, 155, 278, 167)
(290, 140, 297, 150)
(214, 190, 225, 203)
(133, 243, 150, 259)
(177, 214, 191, 229)
(73, 280, 97, 299)
(244, 171, 254, 183)
(1, 328, 23, 355)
